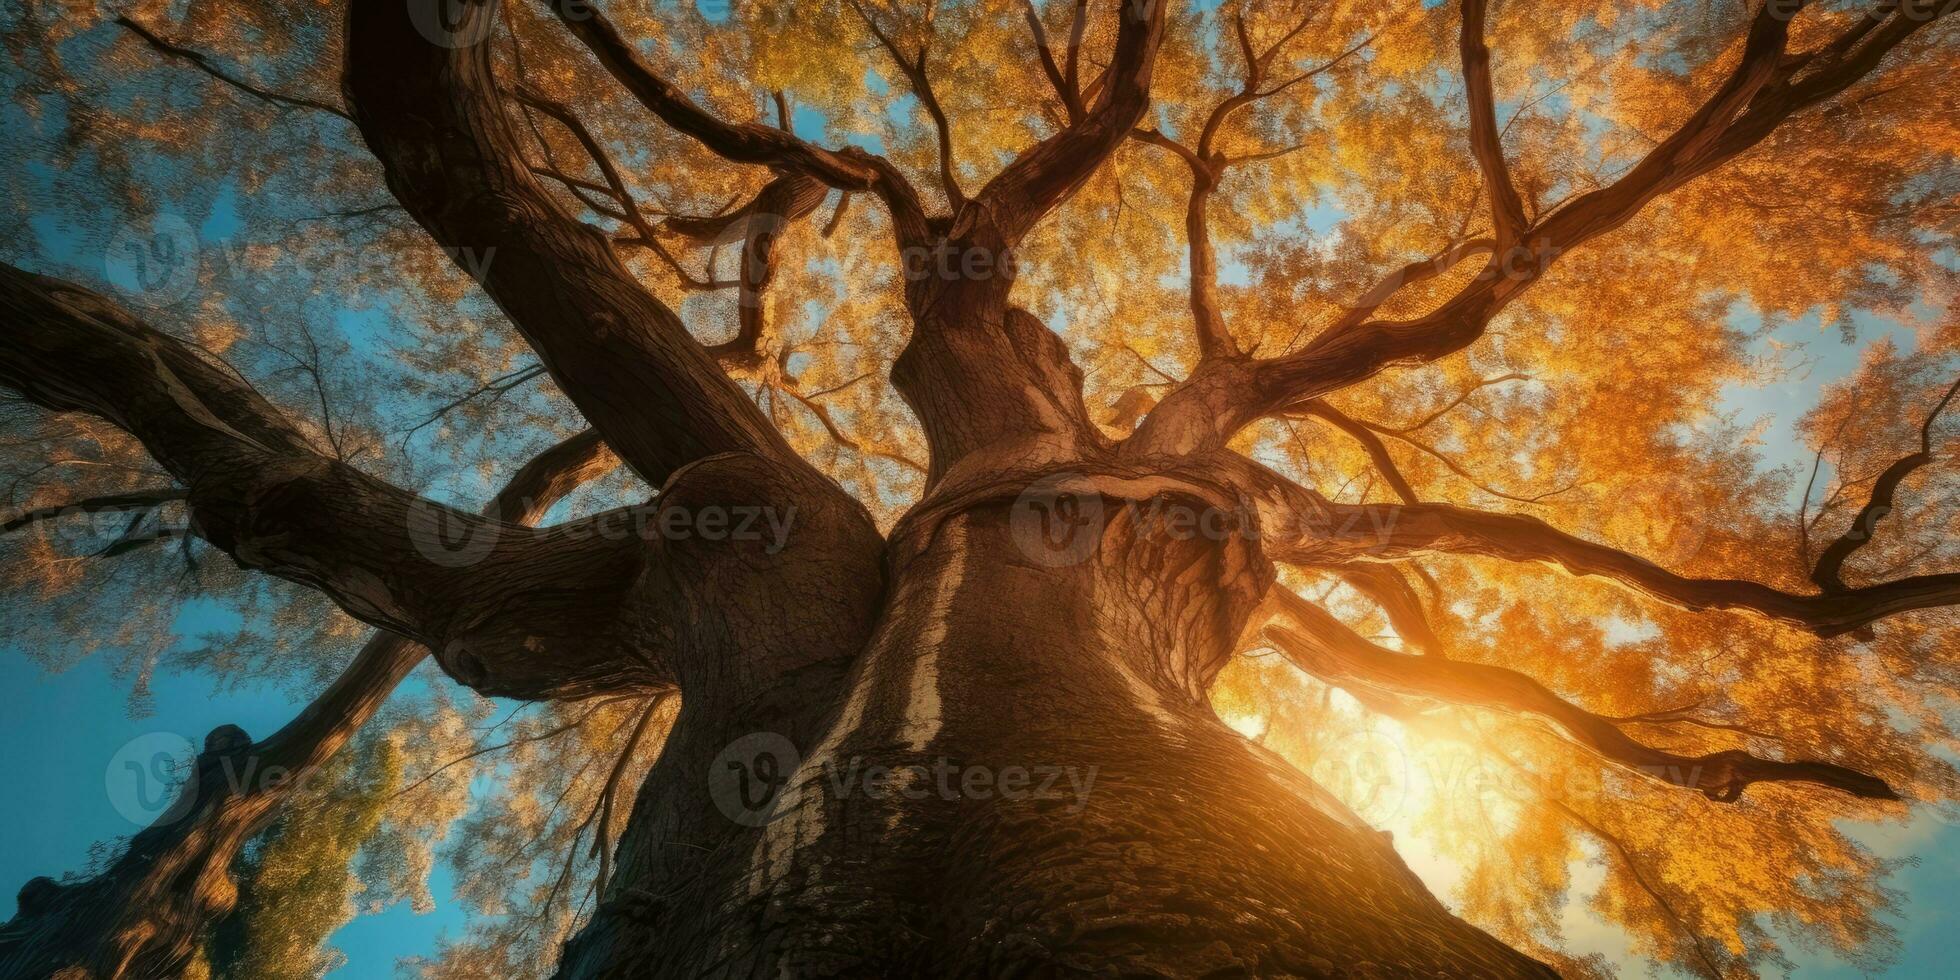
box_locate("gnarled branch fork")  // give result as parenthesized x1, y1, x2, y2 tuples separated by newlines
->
(539, 0, 1167, 485)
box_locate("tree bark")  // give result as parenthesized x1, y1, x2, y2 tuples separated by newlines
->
(553, 497, 1551, 978)
(6, 2, 1945, 976)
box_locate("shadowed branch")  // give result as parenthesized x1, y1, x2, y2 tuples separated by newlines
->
(1811, 374, 1960, 591)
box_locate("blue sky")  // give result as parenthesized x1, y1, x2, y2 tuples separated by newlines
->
(0, 631, 469, 975)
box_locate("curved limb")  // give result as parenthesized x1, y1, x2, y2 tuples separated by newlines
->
(1253, 465, 1960, 638)
(544, 0, 933, 252)
(1258, 585, 1896, 802)
(345, 0, 820, 487)
(0, 265, 667, 697)
(1811, 374, 1960, 591)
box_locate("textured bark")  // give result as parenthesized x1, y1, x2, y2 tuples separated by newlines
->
(0, 264, 662, 700)
(554, 497, 1550, 979)
(346, 0, 818, 488)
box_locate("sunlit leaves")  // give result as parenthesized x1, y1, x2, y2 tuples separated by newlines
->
(207, 736, 405, 980)
(4, 0, 1958, 977)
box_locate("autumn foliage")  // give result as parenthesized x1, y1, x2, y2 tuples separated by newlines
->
(2, 0, 1959, 977)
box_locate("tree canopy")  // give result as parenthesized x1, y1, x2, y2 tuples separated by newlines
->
(3, 0, 1958, 976)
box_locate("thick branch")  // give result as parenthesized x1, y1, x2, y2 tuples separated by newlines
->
(971, 0, 1168, 244)
(662, 177, 827, 246)
(1261, 589, 1895, 802)
(546, 0, 931, 248)
(1459, 0, 1527, 246)
(883, 2, 1166, 479)
(0, 263, 661, 695)
(345, 0, 816, 486)
(1270, 484, 1960, 637)
(550, 1, 878, 188)
(1147, 1, 1947, 444)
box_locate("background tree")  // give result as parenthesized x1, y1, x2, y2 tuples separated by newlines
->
(1, 0, 1957, 977)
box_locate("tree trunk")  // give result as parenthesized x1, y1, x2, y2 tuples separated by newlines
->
(557, 498, 1551, 978)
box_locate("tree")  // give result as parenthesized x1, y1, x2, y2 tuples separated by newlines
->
(1, 0, 1957, 976)
(202, 734, 403, 980)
